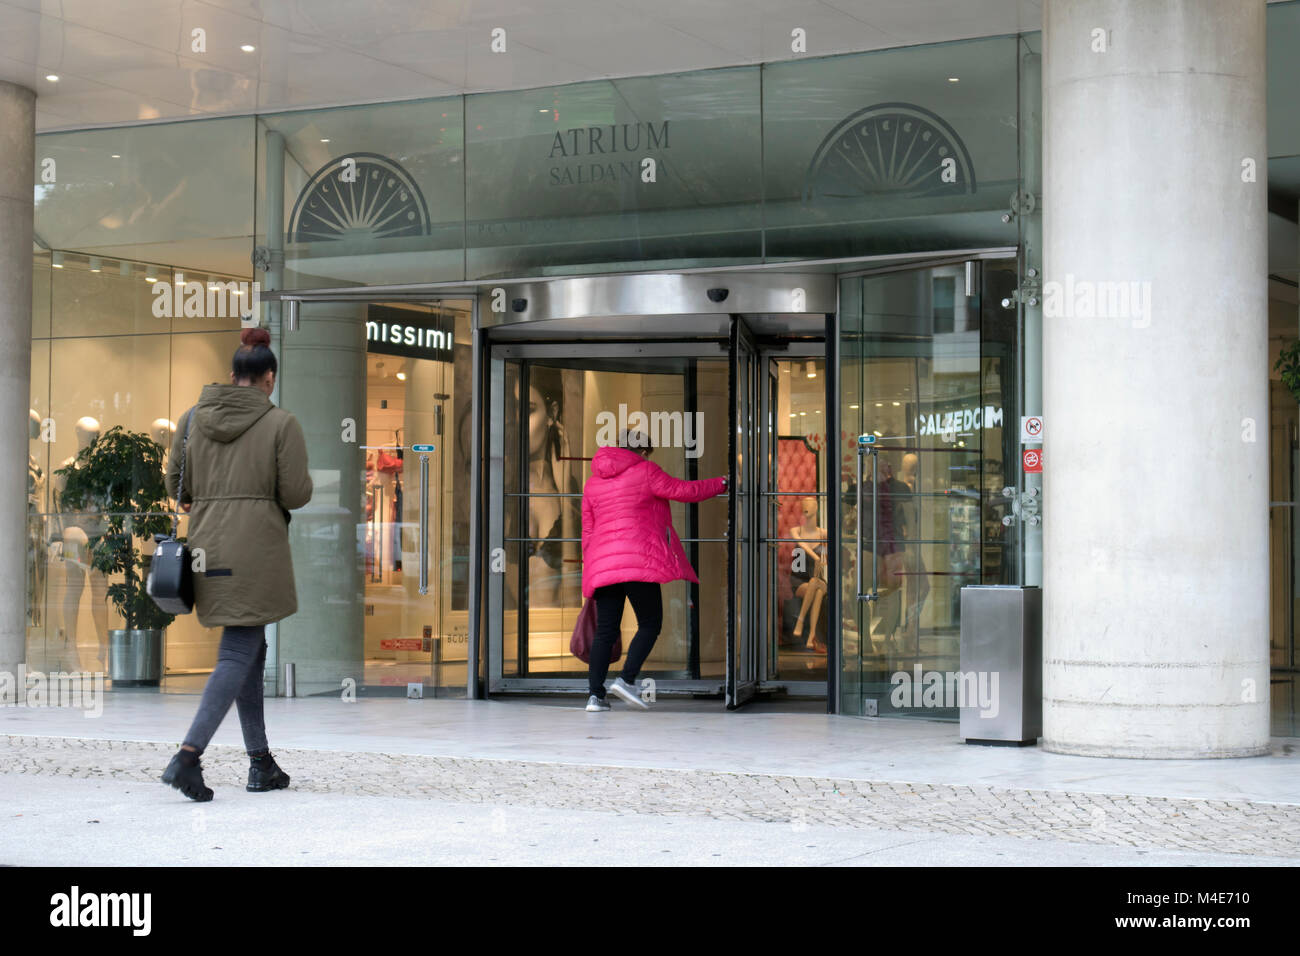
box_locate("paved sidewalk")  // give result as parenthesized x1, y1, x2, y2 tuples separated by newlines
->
(1, 695, 1297, 865)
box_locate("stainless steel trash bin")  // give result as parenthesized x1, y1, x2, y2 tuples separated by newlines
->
(958, 586, 1041, 746)
(108, 628, 164, 687)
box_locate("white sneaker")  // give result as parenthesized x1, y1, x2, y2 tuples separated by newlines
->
(608, 677, 649, 710)
(585, 695, 611, 712)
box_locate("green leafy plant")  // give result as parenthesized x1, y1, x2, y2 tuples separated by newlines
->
(55, 426, 176, 632)
(1277, 339, 1300, 404)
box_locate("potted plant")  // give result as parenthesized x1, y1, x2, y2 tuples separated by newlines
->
(1277, 339, 1300, 404)
(55, 426, 176, 686)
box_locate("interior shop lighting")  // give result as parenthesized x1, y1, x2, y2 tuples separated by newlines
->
(849, 404, 859, 410)
(88, 257, 101, 273)
(396, 372, 407, 381)
(145, 268, 158, 283)
(45, 74, 58, 82)
(111, 153, 121, 158)
(948, 77, 959, 82)
(806, 361, 817, 379)
(240, 44, 256, 52)
(51, 251, 64, 268)
(892, 401, 901, 406)
(873, 430, 883, 437)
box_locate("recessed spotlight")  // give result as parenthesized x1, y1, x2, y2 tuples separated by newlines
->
(892, 401, 901, 406)
(240, 44, 256, 53)
(849, 404, 859, 410)
(539, 108, 549, 113)
(396, 372, 407, 381)
(51, 251, 64, 268)
(45, 74, 59, 83)
(110, 153, 121, 158)
(948, 77, 959, 83)
(145, 267, 157, 283)
(88, 257, 101, 273)
(320, 138, 330, 143)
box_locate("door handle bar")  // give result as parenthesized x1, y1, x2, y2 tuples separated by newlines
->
(856, 435, 878, 603)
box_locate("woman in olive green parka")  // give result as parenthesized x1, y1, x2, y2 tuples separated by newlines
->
(160, 328, 312, 802)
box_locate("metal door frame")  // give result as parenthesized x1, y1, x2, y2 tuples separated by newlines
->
(487, 340, 734, 697)
(757, 340, 832, 698)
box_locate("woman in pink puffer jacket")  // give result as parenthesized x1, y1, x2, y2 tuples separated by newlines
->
(581, 432, 726, 711)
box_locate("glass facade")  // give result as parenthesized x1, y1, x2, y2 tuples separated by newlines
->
(17, 9, 1298, 735)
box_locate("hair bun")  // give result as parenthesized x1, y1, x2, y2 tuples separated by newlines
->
(241, 327, 272, 348)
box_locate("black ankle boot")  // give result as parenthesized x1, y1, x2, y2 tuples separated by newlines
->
(247, 752, 290, 792)
(162, 749, 214, 802)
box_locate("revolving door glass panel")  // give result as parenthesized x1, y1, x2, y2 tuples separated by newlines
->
(497, 351, 731, 683)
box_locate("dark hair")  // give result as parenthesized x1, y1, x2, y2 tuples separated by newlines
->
(233, 327, 277, 381)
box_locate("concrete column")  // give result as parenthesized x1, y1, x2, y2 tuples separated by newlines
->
(276, 303, 367, 695)
(0, 81, 35, 687)
(1042, 0, 1270, 756)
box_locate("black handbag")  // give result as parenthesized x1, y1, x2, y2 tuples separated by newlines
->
(146, 411, 195, 615)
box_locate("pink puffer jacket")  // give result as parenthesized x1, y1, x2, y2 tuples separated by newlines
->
(581, 446, 726, 599)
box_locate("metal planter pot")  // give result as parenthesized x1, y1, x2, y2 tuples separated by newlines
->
(108, 629, 164, 686)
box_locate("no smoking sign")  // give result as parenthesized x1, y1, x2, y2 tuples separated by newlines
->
(1022, 449, 1043, 473)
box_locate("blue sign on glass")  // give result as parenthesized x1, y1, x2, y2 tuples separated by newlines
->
(411, 443, 436, 453)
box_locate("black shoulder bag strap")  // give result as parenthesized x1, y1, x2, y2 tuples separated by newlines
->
(173, 408, 194, 536)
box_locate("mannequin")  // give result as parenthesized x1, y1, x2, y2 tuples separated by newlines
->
(27, 410, 45, 627)
(52, 417, 110, 669)
(790, 497, 828, 653)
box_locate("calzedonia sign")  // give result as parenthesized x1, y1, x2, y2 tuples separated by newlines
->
(366, 305, 453, 360)
(548, 121, 670, 186)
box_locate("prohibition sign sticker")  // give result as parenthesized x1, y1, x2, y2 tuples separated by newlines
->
(1020, 415, 1044, 443)
(1022, 449, 1042, 473)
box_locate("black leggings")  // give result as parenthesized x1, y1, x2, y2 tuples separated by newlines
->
(589, 581, 663, 698)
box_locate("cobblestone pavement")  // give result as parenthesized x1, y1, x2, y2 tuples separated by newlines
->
(3, 734, 1297, 859)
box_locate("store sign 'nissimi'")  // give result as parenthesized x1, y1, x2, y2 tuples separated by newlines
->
(365, 307, 453, 359)
(548, 121, 670, 186)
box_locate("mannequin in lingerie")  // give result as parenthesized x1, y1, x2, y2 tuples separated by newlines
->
(790, 496, 829, 653)
(52, 417, 109, 670)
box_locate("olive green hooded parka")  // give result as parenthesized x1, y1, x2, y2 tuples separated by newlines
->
(165, 384, 313, 627)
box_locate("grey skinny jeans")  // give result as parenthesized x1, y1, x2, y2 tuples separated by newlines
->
(182, 625, 269, 755)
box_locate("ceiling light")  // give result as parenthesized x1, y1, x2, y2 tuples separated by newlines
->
(51, 251, 64, 268)
(948, 77, 959, 83)
(45, 74, 59, 83)
(145, 267, 157, 283)
(873, 430, 883, 438)
(320, 138, 330, 143)
(799, 411, 806, 416)
(240, 44, 256, 53)
(849, 404, 859, 410)
(892, 401, 901, 406)
(110, 153, 121, 159)
(396, 372, 407, 381)
(875, 402, 883, 407)
(88, 257, 101, 273)
(805, 360, 816, 379)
